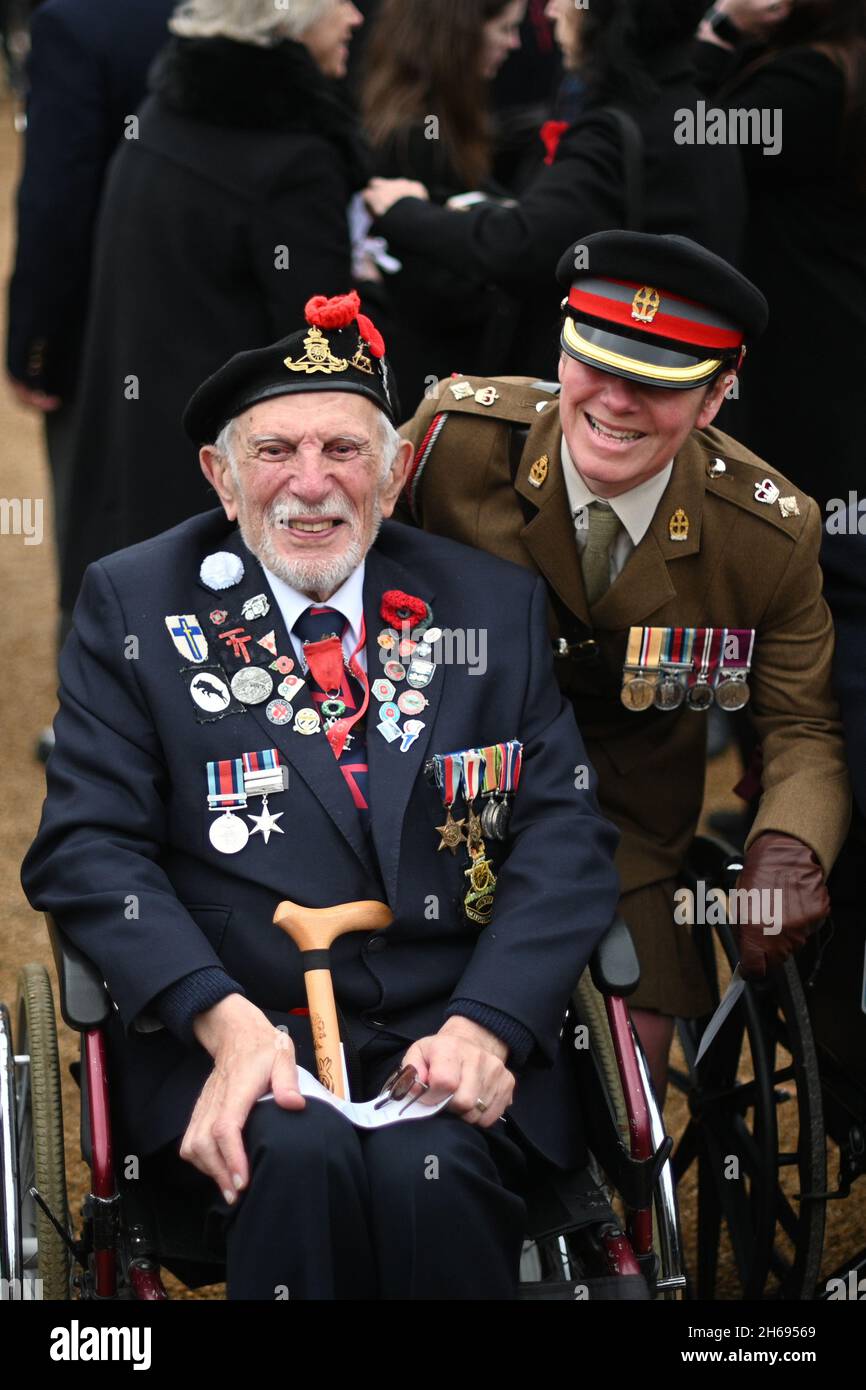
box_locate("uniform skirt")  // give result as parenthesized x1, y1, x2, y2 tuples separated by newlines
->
(617, 878, 714, 1018)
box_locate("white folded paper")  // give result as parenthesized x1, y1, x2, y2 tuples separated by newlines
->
(257, 1066, 451, 1129)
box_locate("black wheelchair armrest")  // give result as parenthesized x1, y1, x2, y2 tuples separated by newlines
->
(44, 914, 111, 1030)
(589, 914, 640, 997)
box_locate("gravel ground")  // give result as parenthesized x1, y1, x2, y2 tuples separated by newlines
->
(0, 92, 862, 1302)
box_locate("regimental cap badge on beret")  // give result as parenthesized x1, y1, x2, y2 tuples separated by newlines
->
(555, 231, 769, 392)
(182, 290, 398, 444)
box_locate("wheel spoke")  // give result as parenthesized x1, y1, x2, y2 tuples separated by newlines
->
(672, 1119, 701, 1180)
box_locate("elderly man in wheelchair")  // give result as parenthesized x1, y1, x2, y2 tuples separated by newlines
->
(11, 296, 673, 1301)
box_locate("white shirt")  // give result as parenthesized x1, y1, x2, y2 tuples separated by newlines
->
(261, 560, 368, 675)
(560, 434, 673, 585)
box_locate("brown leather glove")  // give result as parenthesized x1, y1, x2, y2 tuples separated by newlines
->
(733, 832, 829, 979)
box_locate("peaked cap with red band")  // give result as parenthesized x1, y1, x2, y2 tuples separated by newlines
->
(556, 231, 768, 390)
(183, 290, 398, 444)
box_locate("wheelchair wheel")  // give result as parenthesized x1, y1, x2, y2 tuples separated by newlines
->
(15, 965, 71, 1300)
(671, 925, 826, 1300)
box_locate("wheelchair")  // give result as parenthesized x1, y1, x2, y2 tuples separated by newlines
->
(0, 908, 685, 1302)
(671, 834, 866, 1301)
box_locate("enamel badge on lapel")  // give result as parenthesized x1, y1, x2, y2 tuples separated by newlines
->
(474, 386, 500, 407)
(450, 381, 475, 401)
(755, 478, 780, 505)
(779, 496, 800, 519)
(376, 590, 437, 748)
(669, 508, 689, 542)
(708, 457, 727, 479)
(165, 615, 207, 663)
(241, 593, 270, 622)
(200, 552, 244, 591)
(528, 456, 549, 489)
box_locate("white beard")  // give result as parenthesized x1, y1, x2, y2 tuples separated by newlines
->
(237, 495, 384, 601)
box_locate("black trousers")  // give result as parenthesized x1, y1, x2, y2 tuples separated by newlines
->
(149, 1035, 528, 1300)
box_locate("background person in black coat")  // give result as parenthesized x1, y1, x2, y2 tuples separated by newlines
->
(695, 0, 866, 514)
(58, 0, 368, 619)
(359, 0, 526, 407)
(363, 0, 746, 382)
(5, 0, 175, 650)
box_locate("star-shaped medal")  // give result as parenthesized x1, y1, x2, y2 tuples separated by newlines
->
(436, 810, 467, 854)
(248, 802, 285, 845)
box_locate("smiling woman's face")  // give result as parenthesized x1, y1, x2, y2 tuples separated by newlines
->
(558, 353, 730, 497)
(201, 392, 410, 598)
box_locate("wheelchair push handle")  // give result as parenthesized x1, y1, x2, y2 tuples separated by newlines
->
(273, 899, 393, 1099)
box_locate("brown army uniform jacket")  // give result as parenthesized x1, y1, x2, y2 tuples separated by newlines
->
(399, 376, 852, 1015)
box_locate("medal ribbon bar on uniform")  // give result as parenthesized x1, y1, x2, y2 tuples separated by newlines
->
(206, 757, 248, 810)
(242, 747, 288, 797)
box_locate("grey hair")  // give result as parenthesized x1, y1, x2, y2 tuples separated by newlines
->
(169, 0, 335, 46)
(214, 408, 403, 484)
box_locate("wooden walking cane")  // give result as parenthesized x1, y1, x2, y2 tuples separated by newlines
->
(273, 899, 393, 1099)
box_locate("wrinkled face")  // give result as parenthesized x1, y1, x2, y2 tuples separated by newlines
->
(201, 392, 411, 600)
(558, 353, 730, 497)
(479, 0, 525, 80)
(544, 0, 583, 69)
(301, 0, 363, 79)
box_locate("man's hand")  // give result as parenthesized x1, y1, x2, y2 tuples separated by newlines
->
(699, 0, 792, 45)
(7, 376, 62, 412)
(363, 177, 430, 219)
(182, 994, 305, 1203)
(400, 1015, 515, 1128)
(734, 832, 829, 978)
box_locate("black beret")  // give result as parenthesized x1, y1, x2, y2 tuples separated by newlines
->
(556, 231, 768, 390)
(183, 292, 399, 444)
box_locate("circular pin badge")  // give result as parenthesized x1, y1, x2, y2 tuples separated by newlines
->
(372, 678, 395, 702)
(377, 628, 399, 651)
(209, 812, 250, 855)
(397, 690, 427, 715)
(654, 675, 685, 711)
(379, 702, 400, 723)
(189, 669, 232, 714)
(271, 655, 294, 675)
(294, 707, 321, 735)
(715, 677, 751, 712)
(398, 638, 417, 659)
(266, 699, 293, 725)
(200, 551, 244, 591)
(384, 660, 406, 682)
(620, 677, 656, 712)
(422, 626, 442, 646)
(230, 667, 273, 706)
(322, 698, 347, 718)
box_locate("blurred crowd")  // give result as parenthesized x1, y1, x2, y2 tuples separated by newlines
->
(3, 0, 865, 648)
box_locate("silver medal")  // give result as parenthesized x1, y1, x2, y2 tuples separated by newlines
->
(209, 811, 250, 854)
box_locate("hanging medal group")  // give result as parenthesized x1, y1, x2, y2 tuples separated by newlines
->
(621, 626, 755, 713)
(427, 742, 523, 926)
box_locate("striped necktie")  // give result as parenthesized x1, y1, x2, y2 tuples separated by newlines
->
(293, 605, 370, 821)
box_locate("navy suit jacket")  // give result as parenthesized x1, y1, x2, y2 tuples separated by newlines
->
(22, 512, 621, 1168)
